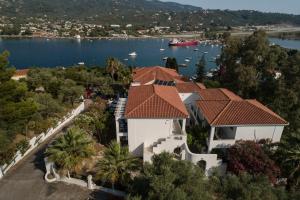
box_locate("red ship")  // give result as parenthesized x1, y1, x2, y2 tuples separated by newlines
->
(168, 38, 198, 46)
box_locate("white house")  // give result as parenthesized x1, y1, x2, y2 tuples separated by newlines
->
(191, 88, 288, 153)
(114, 66, 288, 175)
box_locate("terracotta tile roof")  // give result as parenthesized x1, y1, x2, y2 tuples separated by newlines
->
(197, 101, 229, 123)
(198, 88, 243, 101)
(197, 98, 288, 126)
(13, 69, 29, 77)
(176, 82, 206, 93)
(125, 85, 189, 118)
(133, 66, 185, 85)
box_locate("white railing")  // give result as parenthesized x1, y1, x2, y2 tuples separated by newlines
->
(0, 101, 85, 179)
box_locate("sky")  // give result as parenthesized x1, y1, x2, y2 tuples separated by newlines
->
(161, 0, 300, 14)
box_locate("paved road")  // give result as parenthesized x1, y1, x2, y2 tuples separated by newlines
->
(0, 131, 109, 200)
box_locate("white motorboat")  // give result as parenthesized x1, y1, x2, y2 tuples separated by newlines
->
(129, 52, 137, 56)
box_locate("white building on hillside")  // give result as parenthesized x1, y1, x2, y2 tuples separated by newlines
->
(114, 66, 288, 175)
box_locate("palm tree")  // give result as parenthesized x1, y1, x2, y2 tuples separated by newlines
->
(106, 57, 122, 80)
(276, 132, 300, 190)
(97, 141, 140, 189)
(45, 126, 95, 178)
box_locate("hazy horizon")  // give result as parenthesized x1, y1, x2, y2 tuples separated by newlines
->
(161, 0, 300, 15)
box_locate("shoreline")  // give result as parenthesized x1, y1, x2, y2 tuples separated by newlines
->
(0, 33, 202, 40)
(1, 32, 299, 41)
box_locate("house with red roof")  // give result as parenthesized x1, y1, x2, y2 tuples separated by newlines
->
(114, 66, 288, 175)
(132, 66, 185, 86)
(11, 69, 29, 80)
(192, 88, 288, 153)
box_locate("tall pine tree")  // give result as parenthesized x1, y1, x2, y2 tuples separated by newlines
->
(195, 55, 206, 82)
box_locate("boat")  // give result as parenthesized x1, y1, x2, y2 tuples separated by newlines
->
(191, 75, 197, 80)
(203, 51, 208, 54)
(205, 72, 213, 78)
(75, 35, 81, 39)
(185, 59, 190, 62)
(160, 48, 165, 51)
(193, 48, 199, 51)
(129, 52, 137, 57)
(162, 57, 168, 61)
(186, 57, 192, 60)
(168, 38, 198, 46)
(179, 63, 188, 67)
(124, 58, 129, 61)
(78, 62, 85, 65)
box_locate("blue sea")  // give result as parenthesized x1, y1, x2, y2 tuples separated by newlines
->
(0, 37, 299, 77)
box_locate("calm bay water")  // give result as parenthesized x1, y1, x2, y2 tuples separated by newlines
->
(0, 37, 299, 77)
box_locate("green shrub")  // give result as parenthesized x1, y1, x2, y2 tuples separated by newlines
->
(16, 139, 30, 155)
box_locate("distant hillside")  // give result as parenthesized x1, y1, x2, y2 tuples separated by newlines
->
(0, 0, 299, 27)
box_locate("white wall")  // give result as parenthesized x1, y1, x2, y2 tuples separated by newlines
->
(235, 125, 284, 142)
(208, 125, 285, 151)
(128, 118, 174, 156)
(183, 143, 223, 176)
(178, 93, 200, 105)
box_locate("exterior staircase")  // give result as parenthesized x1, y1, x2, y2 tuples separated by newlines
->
(143, 135, 187, 162)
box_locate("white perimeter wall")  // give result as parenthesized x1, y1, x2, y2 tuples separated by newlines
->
(235, 125, 284, 142)
(128, 118, 174, 156)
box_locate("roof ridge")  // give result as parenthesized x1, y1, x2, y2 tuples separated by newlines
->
(211, 100, 232, 125)
(219, 88, 232, 100)
(126, 86, 156, 117)
(154, 86, 188, 117)
(246, 99, 288, 124)
(135, 67, 155, 80)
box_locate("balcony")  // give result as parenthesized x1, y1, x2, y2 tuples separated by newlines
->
(208, 127, 236, 151)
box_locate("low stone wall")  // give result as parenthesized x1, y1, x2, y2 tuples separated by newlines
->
(44, 158, 126, 198)
(0, 102, 85, 179)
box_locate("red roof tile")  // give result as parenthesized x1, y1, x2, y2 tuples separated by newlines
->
(198, 88, 242, 101)
(125, 85, 189, 118)
(133, 66, 184, 85)
(176, 82, 206, 93)
(197, 101, 229, 124)
(13, 69, 29, 77)
(197, 99, 288, 126)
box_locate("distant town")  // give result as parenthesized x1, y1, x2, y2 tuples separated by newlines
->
(1, 16, 300, 39)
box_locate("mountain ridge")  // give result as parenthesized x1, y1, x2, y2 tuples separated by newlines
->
(0, 0, 299, 27)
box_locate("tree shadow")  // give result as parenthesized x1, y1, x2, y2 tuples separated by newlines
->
(88, 190, 124, 200)
(32, 147, 47, 173)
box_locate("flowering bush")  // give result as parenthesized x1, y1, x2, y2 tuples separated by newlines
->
(227, 140, 280, 183)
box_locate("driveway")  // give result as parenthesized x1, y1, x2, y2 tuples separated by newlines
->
(0, 130, 109, 200)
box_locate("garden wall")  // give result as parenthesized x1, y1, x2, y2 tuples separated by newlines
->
(0, 101, 85, 179)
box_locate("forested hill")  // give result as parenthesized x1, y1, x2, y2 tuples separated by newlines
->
(0, 0, 300, 27)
